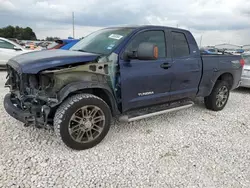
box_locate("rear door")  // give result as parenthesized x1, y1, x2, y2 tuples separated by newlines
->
(168, 30, 202, 100)
(119, 29, 173, 112)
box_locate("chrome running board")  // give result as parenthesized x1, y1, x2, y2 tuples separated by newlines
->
(119, 101, 194, 123)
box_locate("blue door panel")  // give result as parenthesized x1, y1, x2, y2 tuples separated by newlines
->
(168, 30, 202, 101)
(169, 57, 202, 100)
(119, 58, 173, 112)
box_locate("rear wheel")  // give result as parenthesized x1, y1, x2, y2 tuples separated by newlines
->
(54, 93, 112, 150)
(204, 80, 230, 111)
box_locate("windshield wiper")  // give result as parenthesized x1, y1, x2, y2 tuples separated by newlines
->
(71, 49, 87, 52)
(73, 49, 104, 55)
(77, 49, 88, 52)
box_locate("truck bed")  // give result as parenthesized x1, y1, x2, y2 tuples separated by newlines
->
(198, 54, 242, 97)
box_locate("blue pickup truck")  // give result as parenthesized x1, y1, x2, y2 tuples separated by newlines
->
(4, 25, 244, 150)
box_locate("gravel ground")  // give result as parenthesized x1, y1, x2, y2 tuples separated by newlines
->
(0, 71, 250, 188)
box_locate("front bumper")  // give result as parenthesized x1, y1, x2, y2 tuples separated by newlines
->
(4, 93, 33, 123)
(4, 93, 52, 128)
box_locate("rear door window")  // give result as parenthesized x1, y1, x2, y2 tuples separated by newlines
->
(171, 32, 190, 58)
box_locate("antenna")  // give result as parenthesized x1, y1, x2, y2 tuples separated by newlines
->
(72, 12, 75, 38)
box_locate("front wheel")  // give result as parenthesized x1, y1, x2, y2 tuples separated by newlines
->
(204, 80, 230, 111)
(54, 93, 112, 150)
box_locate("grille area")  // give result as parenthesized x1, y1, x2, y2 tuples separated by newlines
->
(6, 65, 22, 92)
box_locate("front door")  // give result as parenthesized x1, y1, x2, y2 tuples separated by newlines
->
(119, 29, 173, 112)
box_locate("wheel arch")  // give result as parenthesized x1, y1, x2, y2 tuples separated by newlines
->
(55, 81, 121, 116)
(205, 72, 234, 96)
(216, 73, 234, 90)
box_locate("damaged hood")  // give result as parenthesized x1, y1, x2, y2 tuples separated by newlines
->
(7, 49, 100, 74)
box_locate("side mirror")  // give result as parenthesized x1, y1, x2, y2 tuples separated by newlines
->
(137, 42, 158, 60)
(13, 46, 22, 51)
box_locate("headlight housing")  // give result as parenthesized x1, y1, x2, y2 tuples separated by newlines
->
(28, 75, 39, 89)
(28, 74, 53, 90)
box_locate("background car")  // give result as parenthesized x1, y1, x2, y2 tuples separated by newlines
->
(200, 47, 219, 54)
(0, 37, 31, 67)
(60, 39, 80, 50)
(46, 39, 80, 50)
(24, 41, 37, 49)
(240, 52, 250, 88)
(36, 41, 51, 49)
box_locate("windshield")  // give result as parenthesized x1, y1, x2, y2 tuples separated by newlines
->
(242, 54, 250, 65)
(70, 28, 134, 55)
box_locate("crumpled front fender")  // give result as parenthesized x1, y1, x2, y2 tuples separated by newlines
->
(56, 81, 120, 115)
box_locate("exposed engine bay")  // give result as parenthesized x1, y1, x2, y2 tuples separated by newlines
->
(4, 53, 121, 128)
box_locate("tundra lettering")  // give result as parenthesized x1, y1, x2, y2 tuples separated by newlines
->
(138, 91, 154, 96)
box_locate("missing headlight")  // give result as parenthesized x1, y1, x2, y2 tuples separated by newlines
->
(40, 74, 53, 89)
(28, 75, 39, 89)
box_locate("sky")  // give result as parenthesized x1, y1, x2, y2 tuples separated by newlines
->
(0, 0, 250, 46)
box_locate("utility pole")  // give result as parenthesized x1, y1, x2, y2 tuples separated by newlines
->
(72, 12, 75, 38)
(200, 35, 203, 47)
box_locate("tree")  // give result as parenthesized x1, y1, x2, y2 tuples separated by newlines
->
(1, 26, 15, 38)
(21, 27, 36, 40)
(0, 25, 37, 40)
(46, 37, 60, 41)
(14, 26, 22, 39)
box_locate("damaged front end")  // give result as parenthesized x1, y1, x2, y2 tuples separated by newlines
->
(4, 65, 58, 128)
(4, 53, 120, 129)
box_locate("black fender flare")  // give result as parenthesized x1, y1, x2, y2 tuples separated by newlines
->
(56, 81, 120, 115)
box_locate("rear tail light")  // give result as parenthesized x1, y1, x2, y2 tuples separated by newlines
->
(240, 59, 245, 67)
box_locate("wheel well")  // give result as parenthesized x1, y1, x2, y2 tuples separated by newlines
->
(217, 73, 233, 89)
(68, 88, 114, 113)
(48, 88, 116, 121)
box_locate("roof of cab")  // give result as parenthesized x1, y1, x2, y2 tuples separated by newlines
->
(102, 24, 190, 33)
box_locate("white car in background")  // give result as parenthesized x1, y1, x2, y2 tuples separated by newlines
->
(241, 52, 250, 88)
(0, 37, 31, 67)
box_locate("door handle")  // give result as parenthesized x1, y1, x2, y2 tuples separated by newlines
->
(160, 63, 172, 69)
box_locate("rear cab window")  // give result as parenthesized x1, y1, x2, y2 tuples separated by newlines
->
(171, 31, 190, 58)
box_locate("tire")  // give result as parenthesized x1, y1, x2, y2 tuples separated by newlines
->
(204, 80, 230, 111)
(54, 93, 112, 150)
